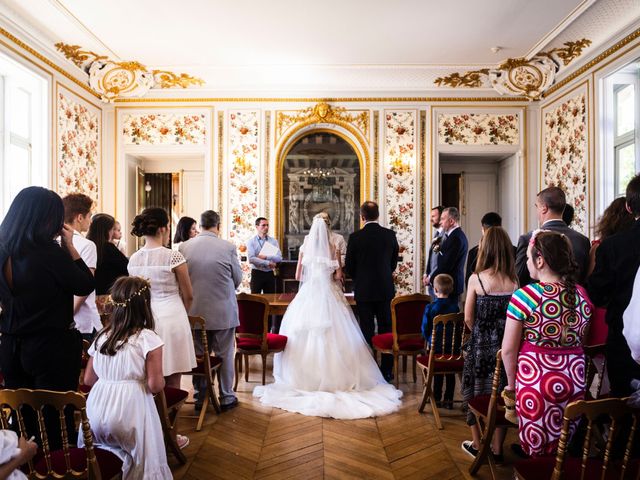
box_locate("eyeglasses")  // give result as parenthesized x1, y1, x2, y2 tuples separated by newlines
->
(259, 224, 269, 227)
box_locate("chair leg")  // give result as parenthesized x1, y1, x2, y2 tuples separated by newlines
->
(418, 369, 429, 413)
(394, 353, 399, 388)
(210, 370, 221, 414)
(402, 355, 407, 374)
(244, 354, 250, 382)
(430, 389, 443, 429)
(411, 355, 417, 383)
(234, 354, 239, 391)
(261, 354, 267, 385)
(469, 416, 493, 476)
(196, 391, 209, 432)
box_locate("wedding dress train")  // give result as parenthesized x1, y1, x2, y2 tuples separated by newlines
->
(253, 217, 402, 419)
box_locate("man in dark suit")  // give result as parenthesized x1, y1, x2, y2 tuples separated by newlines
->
(587, 174, 640, 397)
(425, 207, 468, 299)
(465, 212, 516, 286)
(422, 206, 444, 298)
(515, 186, 590, 286)
(345, 201, 399, 381)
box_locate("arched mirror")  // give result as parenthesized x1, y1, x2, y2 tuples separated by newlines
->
(282, 131, 360, 260)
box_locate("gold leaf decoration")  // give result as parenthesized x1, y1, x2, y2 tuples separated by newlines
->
(434, 69, 490, 88)
(54, 43, 107, 69)
(276, 102, 369, 139)
(152, 70, 205, 89)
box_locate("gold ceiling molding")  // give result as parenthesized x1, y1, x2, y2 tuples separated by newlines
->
(276, 102, 369, 140)
(114, 96, 529, 103)
(435, 39, 592, 100)
(55, 43, 204, 103)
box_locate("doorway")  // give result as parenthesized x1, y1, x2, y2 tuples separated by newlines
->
(439, 153, 519, 248)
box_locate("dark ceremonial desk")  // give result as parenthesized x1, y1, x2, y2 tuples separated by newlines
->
(253, 293, 357, 316)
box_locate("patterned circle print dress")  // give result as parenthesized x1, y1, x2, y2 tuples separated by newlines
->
(506, 282, 592, 456)
(461, 273, 512, 425)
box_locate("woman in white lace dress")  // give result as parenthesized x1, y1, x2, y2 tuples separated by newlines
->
(128, 208, 196, 389)
(254, 214, 402, 419)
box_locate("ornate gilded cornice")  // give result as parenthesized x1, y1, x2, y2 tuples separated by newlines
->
(435, 39, 592, 100)
(55, 42, 204, 103)
(276, 102, 369, 140)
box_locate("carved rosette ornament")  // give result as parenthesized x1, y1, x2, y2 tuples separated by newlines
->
(55, 43, 204, 103)
(435, 39, 591, 100)
(276, 102, 369, 140)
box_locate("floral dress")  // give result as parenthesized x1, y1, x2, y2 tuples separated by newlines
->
(507, 282, 592, 456)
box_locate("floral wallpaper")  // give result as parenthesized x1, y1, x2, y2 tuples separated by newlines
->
(57, 87, 100, 204)
(384, 111, 417, 294)
(227, 111, 260, 291)
(437, 113, 519, 145)
(122, 113, 207, 145)
(542, 91, 588, 234)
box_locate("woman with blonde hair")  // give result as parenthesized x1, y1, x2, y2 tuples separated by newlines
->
(461, 226, 518, 460)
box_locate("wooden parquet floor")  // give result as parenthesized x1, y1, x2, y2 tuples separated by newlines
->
(169, 357, 520, 480)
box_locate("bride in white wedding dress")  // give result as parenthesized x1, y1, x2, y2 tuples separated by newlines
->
(253, 214, 402, 419)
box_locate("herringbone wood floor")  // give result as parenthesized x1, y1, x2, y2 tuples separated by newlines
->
(169, 357, 519, 479)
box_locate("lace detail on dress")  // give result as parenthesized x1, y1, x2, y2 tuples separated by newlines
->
(170, 250, 186, 269)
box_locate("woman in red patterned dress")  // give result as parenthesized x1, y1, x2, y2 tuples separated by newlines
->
(502, 230, 593, 456)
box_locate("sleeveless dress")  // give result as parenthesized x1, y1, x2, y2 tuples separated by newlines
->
(128, 247, 196, 376)
(81, 330, 171, 479)
(253, 241, 402, 419)
(461, 273, 512, 425)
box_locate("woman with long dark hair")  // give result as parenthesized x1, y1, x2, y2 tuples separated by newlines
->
(128, 208, 196, 389)
(0, 187, 94, 444)
(87, 213, 129, 312)
(173, 216, 198, 245)
(502, 231, 592, 457)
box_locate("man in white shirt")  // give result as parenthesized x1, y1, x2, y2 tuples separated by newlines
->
(63, 193, 101, 340)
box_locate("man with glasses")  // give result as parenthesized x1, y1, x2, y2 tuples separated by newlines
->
(247, 217, 282, 294)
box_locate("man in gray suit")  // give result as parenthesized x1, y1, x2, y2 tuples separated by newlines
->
(179, 210, 242, 411)
(515, 186, 590, 286)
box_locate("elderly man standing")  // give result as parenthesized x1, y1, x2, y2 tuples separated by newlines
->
(247, 217, 282, 294)
(180, 210, 242, 412)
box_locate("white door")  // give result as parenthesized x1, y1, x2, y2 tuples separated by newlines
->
(461, 172, 497, 248)
(182, 171, 205, 220)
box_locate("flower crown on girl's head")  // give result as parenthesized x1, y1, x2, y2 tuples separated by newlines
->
(109, 280, 150, 309)
(529, 229, 550, 247)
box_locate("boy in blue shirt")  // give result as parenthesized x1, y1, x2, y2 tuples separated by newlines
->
(421, 274, 460, 408)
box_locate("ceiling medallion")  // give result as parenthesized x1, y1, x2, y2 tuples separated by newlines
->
(55, 43, 204, 103)
(434, 39, 591, 100)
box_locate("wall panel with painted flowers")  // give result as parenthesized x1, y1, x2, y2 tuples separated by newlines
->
(122, 113, 207, 145)
(384, 110, 417, 294)
(437, 113, 519, 145)
(541, 88, 588, 234)
(227, 111, 261, 291)
(57, 85, 101, 206)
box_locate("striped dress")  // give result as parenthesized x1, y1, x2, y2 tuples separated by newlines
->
(507, 282, 592, 456)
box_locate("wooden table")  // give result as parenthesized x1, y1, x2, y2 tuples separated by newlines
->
(253, 293, 356, 315)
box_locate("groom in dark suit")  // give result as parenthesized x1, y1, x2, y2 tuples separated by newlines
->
(345, 201, 399, 381)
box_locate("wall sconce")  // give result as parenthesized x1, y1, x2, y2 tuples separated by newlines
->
(390, 157, 411, 175)
(144, 181, 152, 193)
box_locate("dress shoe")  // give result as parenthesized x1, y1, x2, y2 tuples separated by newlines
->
(220, 398, 239, 412)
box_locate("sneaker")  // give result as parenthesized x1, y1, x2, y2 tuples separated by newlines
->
(461, 440, 478, 459)
(177, 434, 190, 449)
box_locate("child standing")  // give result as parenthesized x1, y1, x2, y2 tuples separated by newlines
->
(421, 274, 460, 409)
(82, 276, 173, 480)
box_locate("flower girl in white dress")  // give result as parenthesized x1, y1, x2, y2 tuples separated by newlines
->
(81, 276, 172, 480)
(254, 214, 402, 419)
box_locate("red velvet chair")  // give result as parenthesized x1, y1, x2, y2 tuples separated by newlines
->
(0, 388, 123, 479)
(155, 386, 189, 465)
(514, 397, 640, 480)
(416, 312, 466, 429)
(235, 293, 287, 389)
(372, 293, 431, 387)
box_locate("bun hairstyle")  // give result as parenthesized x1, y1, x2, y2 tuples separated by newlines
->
(131, 208, 169, 237)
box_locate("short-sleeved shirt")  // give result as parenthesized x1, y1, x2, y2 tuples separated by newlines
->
(507, 282, 592, 347)
(73, 231, 101, 334)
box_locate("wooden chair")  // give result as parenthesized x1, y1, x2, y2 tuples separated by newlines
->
(416, 312, 466, 429)
(584, 343, 608, 400)
(187, 315, 222, 431)
(0, 388, 122, 479)
(468, 350, 516, 479)
(235, 293, 288, 389)
(514, 397, 640, 480)
(154, 386, 189, 465)
(79, 339, 91, 386)
(372, 293, 431, 387)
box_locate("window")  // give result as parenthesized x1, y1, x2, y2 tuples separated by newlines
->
(614, 83, 636, 196)
(0, 51, 49, 216)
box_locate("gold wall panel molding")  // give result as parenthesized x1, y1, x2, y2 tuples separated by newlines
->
(435, 39, 592, 100)
(114, 96, 529, 104)
(275, 102, 369, 140)
(55, 42, 204, 103)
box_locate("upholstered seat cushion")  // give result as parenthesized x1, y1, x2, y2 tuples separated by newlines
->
(514, 457, 639, 480)
(191, 355, 222, 374)
(416, 354, 464, 372)
(237, 333, 287, 351)
(163, 386, 188, 407)
(78, 384, 92, 395)
(34, 447, 122, 477)
(467, 394, 512, 426)
(372, 333, 424, 351)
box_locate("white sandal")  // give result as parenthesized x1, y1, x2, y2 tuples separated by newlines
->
(177, 434, 190, 449)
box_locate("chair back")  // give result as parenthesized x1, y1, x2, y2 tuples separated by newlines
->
(0, 388, 101, 479)
(551, 397, 640, 480)
(429, 312, 465, 358)
(485, 350, 506, 427)
(189, 315, 212, 373)
(584, 344, 608, 400)
(236, 293, 270, 349)
(391, 293, 431, 350)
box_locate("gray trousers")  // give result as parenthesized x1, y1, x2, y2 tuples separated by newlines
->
(194, 327, 237, 406)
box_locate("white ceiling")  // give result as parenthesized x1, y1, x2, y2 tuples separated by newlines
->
(1, 0, 638, 94)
